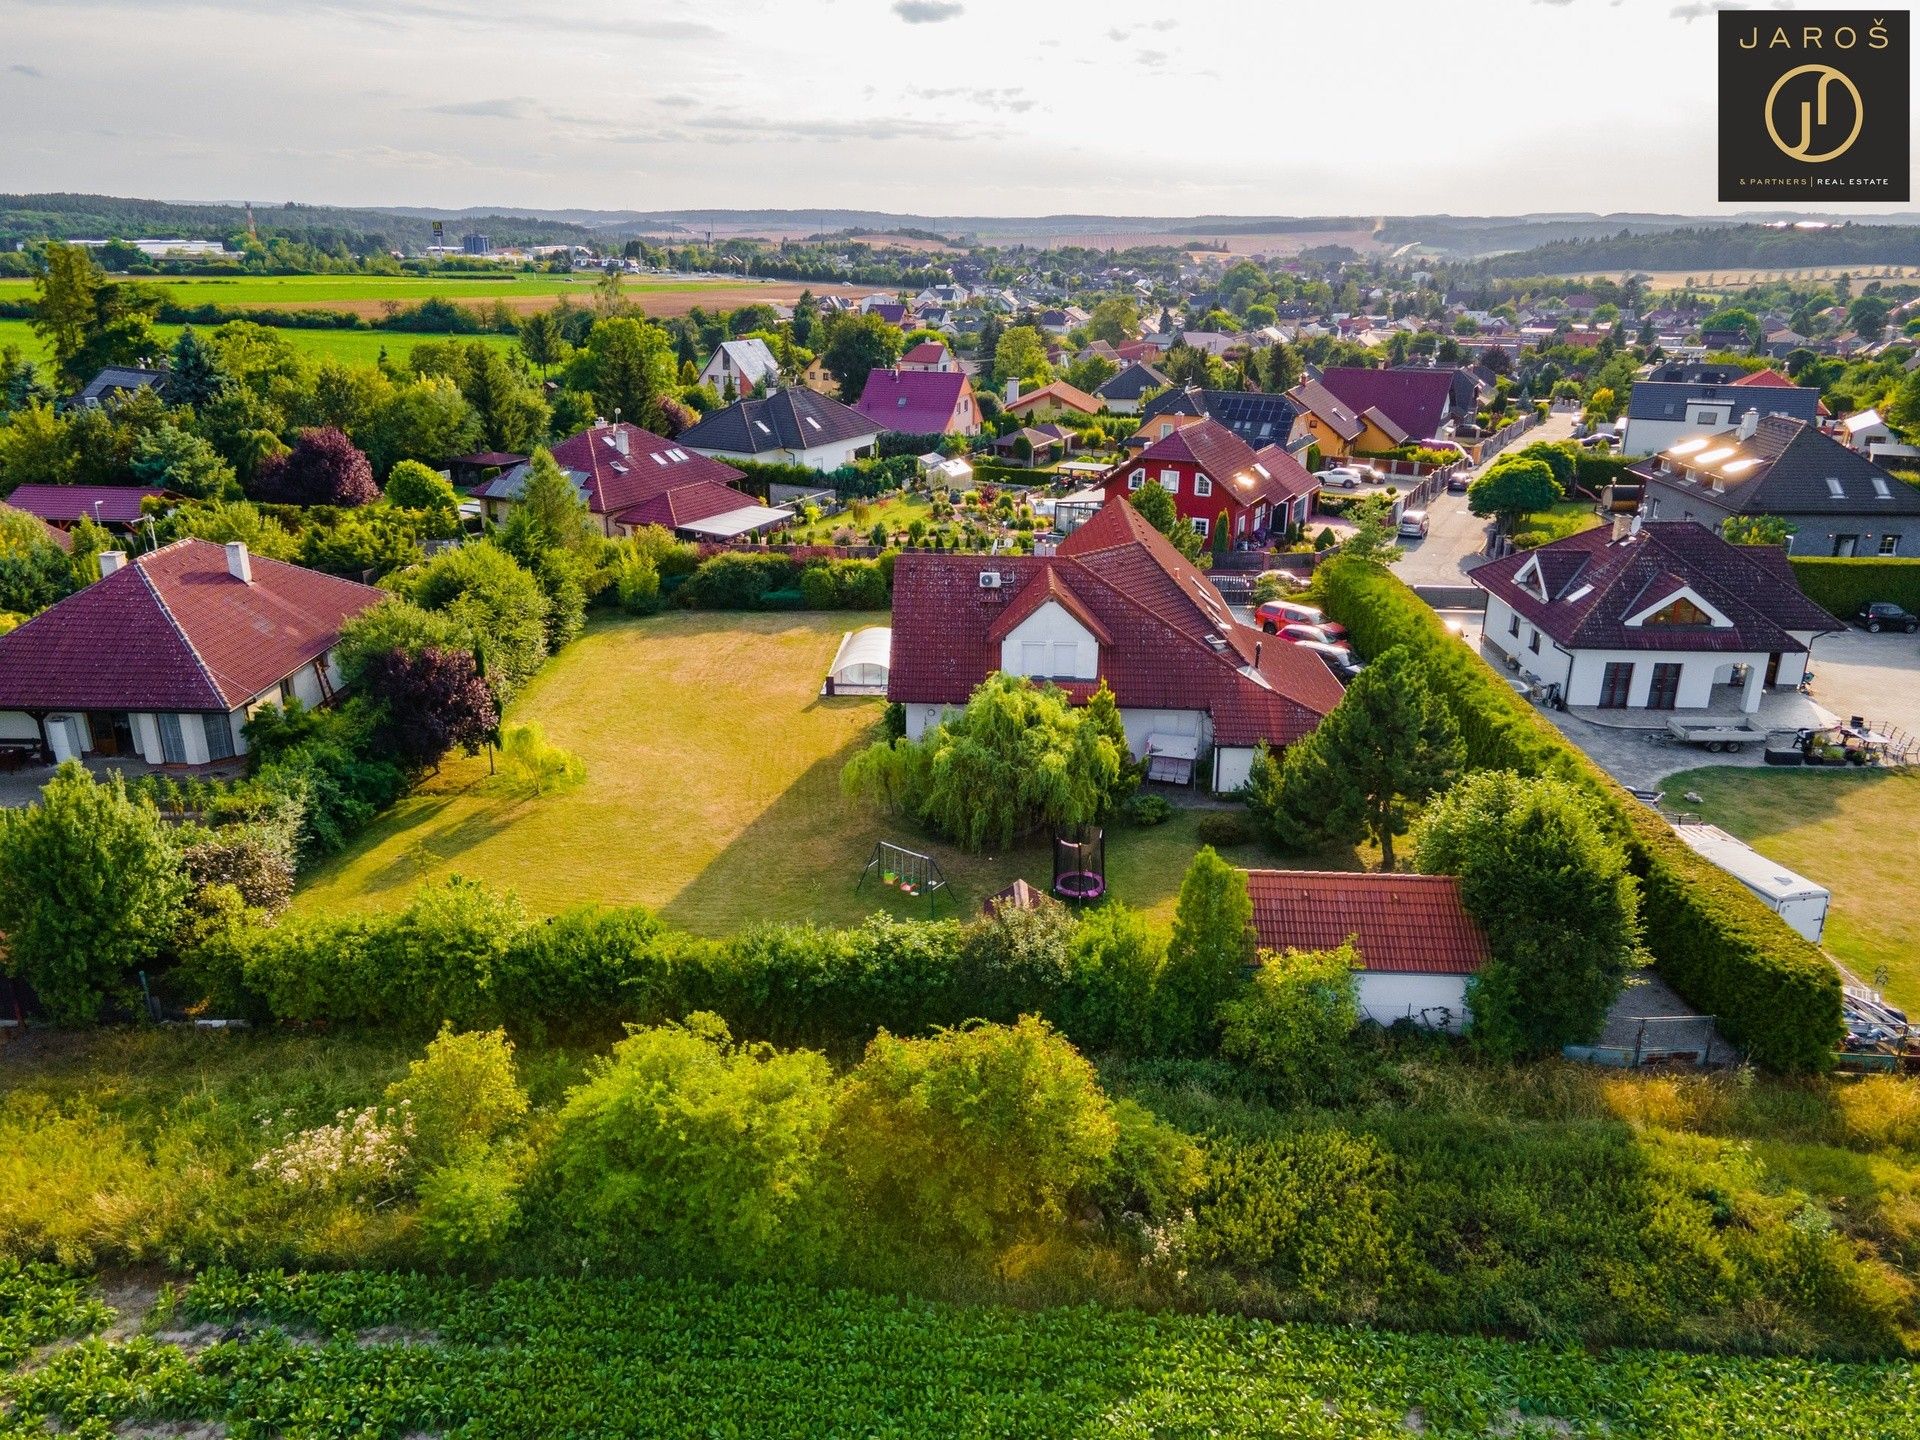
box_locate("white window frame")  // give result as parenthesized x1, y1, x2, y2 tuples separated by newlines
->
(1192, 516, 1210, 538)
(1159, 468, 1180, 494)
(1128, 468, 1144, 491)
(1194, 473, 1213, 497)
(1880, 533, 1900, 556)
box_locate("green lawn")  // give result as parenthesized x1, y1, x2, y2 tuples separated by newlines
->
(0, 317, 518, 368)
(294, 611, 1324, 933)
(1665, 766, 1920, 1007)
(1522, 499, 1604, 543)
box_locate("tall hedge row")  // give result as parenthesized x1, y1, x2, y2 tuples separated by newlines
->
(1788, 557, 1920, 618)
(1314, 558, 1843, 1072)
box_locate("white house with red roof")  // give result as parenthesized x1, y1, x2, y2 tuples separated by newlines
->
(471, 422, 791, 540)
(898, 341, 956, 373)
(852, 369, 981, 437)
(1245, 869, 1490, 1031)
(887, 496, 1344, 790)
(0, 539, 384, 767)
(1473, 519, 1840, 713)
(1102, 416, 1319, 547)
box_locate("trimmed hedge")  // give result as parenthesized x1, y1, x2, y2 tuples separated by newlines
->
(1789, 557, 1920, 618)
(1314, 558, 1843, 1072)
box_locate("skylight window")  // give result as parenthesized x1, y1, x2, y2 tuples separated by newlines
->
(651, 454, 668, 466)
(1722, 458, 1760, 474)
(804, 416, 821, 431)
(1668, 438, 1710, 455)
(611, 462, 628, 474)
(754, 421, 772, 434)
(668, 449, 688, 461)
(1871, 477, 1892, 499)
(1252, 463, 1270, 479)
(1694, 446, 1736, 465)
(1826, 477, 1845, 498)
(1564, 583, 1594, 603)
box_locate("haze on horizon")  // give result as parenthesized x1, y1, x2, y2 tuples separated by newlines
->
(0, 0, 1886, 219)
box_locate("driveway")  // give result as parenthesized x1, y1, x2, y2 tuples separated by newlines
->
(1806, 624, 1920, 742)
(1394, 409, 1584, 589)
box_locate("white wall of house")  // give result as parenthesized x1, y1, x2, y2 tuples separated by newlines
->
(1482, 595, 1574, 690)
(1000, 602, 1099, 681)
(1620, 403, 1735, 457)
(1357, 972, 1472, 1032)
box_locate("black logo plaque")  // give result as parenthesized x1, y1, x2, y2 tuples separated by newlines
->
(1719, 11, 1910, 201)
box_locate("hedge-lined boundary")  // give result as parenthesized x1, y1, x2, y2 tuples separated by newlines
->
(1315, 558, 1843, 1072)
(1790, 557, 1920, 618)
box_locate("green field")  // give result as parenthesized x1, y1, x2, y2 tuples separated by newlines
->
(0, 272, 696, 306)
(1665, 766, 1920, 1007)
(3, 1265, 1912, 1439)
(294, 610, 1318, 931)
(0, 316, 518, 368)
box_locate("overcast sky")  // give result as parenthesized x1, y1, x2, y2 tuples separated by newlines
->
(0, 0, 1901, 217)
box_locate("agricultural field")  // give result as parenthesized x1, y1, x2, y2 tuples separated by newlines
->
(0, 315, 519, 368)
(3, 1264, 1913, 1439)
(1664, 766, 1920, 1008)
(1555, 266, 1920, 289)
(0, 271, 880, 319)
(293, 610, 1303, 931)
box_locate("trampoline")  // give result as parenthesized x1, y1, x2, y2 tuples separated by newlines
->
(1053, 825, 1106, 902)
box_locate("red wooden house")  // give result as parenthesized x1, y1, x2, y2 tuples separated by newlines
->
(1101, 416, 1318, 547)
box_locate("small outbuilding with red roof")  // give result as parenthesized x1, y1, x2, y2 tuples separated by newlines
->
(887, 495, 1343, 790)
(1245, 868, 1490, 1031)
(0, 538, 385, 767)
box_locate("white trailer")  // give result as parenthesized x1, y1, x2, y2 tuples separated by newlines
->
(1672, 822, 1831, 943)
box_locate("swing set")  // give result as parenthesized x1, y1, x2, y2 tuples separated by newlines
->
(856, 840, 950, 916)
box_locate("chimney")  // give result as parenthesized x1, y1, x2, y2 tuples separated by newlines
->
(1611, 513, 1632, 542)
(1005, 377, 1021, 403)
(97, 550, 127, 577)
(225, 540, 252, 584)
(1736, 408, 1759, 441)
(614, 427, 629, 455)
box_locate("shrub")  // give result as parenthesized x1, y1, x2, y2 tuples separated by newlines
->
(1155, 848, 1257, 1055)
(250, 427, 378, 507)
(832, 1016, 1120, 1260)
(615, 555, 662, 614)
(1194, 812, 1252, 847)
(1314, 557, 1842, 1071)
(0, 765, 187, 1023)
(1217, 944, 1362, 1102)
(1122, 791, 1173, 827)
(548, 1014, 840, 1276)
(495, 723, 585, 796)
(676, 552, 800, 609)
(1054, 904, 1165, 1055)
(797, 558, 889, 610)
(384, 1026, 529, 1170)
(1788, 556, 1920, 617)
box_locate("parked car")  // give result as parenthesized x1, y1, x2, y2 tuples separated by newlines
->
(1398, 509, 1430, 538)
(1313, 466, 1365, 489)
(1446, 472, 1470, 494)
(1295, 639, 1362, 681)
(1255, 599, 1348, 642)
(1274, 621, 1336, 646)
(1853, 601, 1919, 633)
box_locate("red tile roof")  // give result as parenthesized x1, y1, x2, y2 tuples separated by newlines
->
(853, 369, 976, 435)
(888, 496, 1343, 747)
(1006, 380, 1102, 416)
(2, 505, 74, 553)
(1245, 869, 1490, 974)
(0, 539, 383, 712)
(616, 478, 762, 531)
(473, 424, 746, 522)
(900, 341, 951, 366)
(4, 485, 169, 525)
(1128, 418, 1316, 509)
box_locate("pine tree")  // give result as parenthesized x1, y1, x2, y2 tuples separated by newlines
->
(168, 327, 231, 407)
(1248, 645, 1463, 870)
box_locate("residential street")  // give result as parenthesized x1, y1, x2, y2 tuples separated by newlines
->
(1394, 409, 1583, 589)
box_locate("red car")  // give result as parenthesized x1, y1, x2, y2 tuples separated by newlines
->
(1255, 599, 1348, 643)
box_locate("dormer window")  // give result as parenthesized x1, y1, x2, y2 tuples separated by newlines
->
(1643, 596, 1712, 626)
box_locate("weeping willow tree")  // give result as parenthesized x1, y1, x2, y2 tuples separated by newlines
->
(840, 674, 1129, 852)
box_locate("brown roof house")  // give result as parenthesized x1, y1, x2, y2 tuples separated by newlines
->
(0, 539, 383, 766)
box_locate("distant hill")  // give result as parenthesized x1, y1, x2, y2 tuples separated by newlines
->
(1482, 223, 1920, 277)
(0, 194, 598, 251)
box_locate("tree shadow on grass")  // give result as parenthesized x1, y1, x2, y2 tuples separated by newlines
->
(309, 789, 545, 903)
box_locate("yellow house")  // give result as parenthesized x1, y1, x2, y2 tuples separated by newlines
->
(801, 357, 837, 396)
(1286, 378, 1406, 461)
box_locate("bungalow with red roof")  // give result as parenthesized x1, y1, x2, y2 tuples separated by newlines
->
(1102, 416, 1319, 547)
(3, 485, 172, 536)
(887, 496, 1344, 790)
(852, 369, 981, 437)
(1472, 518, 1840, 713)
(471, 421, 791, 540)
(1245, 869, 1490, 1031)
(0, 539, 383, 767)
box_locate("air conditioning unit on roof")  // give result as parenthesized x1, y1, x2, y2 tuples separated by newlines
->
(978, 571, 1003, 589)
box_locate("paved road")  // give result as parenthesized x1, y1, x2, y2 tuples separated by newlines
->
(1395, 410, 1584, 588)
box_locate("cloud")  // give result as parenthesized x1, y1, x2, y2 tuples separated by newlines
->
(1670, 0, 1789, 19)
(1136, 50, 1168, 68)
(892, 0, 963, 21)
(427, 96, 533, 118)
(8, 63, 44, 77)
